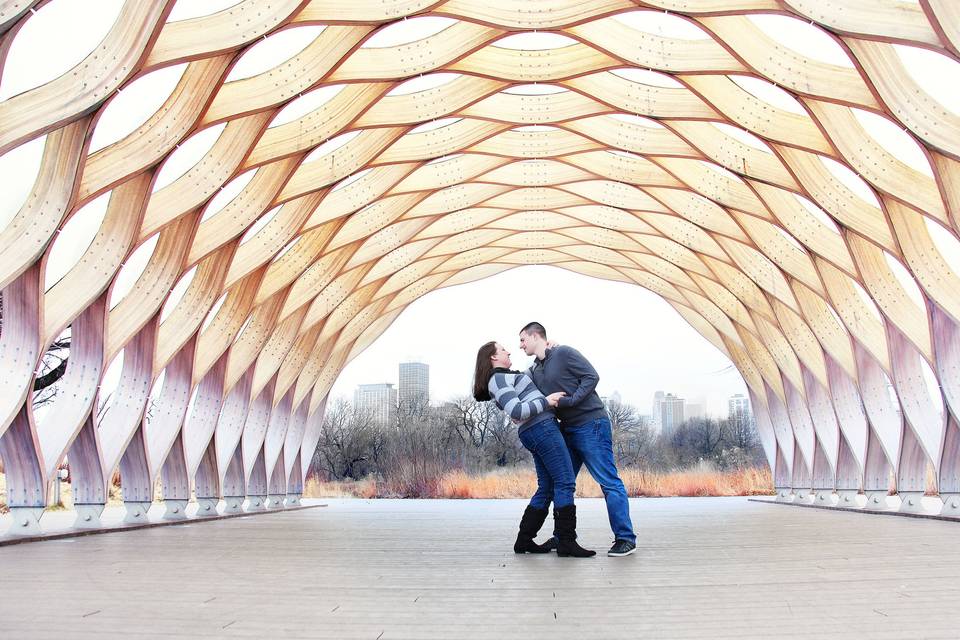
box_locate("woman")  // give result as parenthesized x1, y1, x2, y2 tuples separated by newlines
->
(473, 341, 595, 558)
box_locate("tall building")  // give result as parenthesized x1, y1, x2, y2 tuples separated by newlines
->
(728, 394, 751, 422)
(354, 383, 397, 425)
(398, 361, 429, 410)
(601, 390, 623, 409)
(660, 393, 685, 436)
(651, 390, 665, 430)
(685, 401, 705, 420)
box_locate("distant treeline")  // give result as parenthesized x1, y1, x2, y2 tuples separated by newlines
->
(308, 395, 767, 495)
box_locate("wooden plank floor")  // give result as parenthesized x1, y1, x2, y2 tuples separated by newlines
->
(2, 497, 959, 639)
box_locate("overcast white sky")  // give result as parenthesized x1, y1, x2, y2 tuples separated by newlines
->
(330, 265, 746, 415)
(4, 1, 960, 420)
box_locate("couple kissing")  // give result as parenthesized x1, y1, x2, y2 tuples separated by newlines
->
(473, 322, 637, 558)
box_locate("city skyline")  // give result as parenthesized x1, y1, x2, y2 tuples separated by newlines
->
(353, 383, 397, 426)
(330, 267, 748, 414)
(398, 362, 430, 409)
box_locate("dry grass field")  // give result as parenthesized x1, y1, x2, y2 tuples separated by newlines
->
(303, 465, 774, 500)
(0, 466, 774, 512)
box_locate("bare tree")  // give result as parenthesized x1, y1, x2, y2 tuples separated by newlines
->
(397, 393, 430, 422)
(482, 410, 524, 467)
(726, 412, 758, 451)
(606, 396, 655, 467)
(445, 395, 506, 449)
(312, 398, 380, 480)
(670, 417, 726, 467)
(32, 328, 71, 408)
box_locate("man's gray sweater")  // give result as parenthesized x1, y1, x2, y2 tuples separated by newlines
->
(529, 346, 607, 428)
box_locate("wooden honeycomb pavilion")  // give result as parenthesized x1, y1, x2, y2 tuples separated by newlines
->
(2, 0, 960, 530)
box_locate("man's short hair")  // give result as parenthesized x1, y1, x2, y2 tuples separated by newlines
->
(520, 322, 547, 339)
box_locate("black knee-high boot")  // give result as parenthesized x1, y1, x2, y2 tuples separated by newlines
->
(514, 505, 551, 554)
(554, 505, 596, 558)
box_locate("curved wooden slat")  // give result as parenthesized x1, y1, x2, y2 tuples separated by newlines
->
(0, 1, 171, 155)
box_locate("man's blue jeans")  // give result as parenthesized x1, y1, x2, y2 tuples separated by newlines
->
(519, 417, 576, 509)
(562, 417, 636, 543)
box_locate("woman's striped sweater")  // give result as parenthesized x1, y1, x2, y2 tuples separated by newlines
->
(487, 368, 555, 431)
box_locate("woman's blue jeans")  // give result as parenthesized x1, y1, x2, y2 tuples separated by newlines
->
(518, 417, 576, 509)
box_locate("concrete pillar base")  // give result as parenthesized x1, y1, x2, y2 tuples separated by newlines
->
(7, 507, 44, 536)
(775, 487, 794, 502)
(835, 490, 860, 508)
(813, 490, 837, 506)
(73, 503, 105, 528)
(267, 494, 284, 509)
(222, 496, 244, 514)
(246, 495, 266, 511)
(195, 498, 219, 517)
(939, 494, 960, 517)
(793, 487, 813, 502)
(162, 500, 188, 520)
(864, 491, 892, 510)
(123, 501, 151, 524)
(285, 494, 302, 507)
(898, 491, 935, 514)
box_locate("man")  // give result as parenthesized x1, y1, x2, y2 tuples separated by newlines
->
(520, 321, 637, 557)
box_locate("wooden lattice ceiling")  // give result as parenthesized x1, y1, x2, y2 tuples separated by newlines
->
(2, 0, 960, 520)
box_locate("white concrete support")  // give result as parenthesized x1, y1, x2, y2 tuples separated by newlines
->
(813, 490, 838, 507)
(159, 434, 191, 521)
(864, 491, 893, 510)
(863, 429, 894, 506)
(835, 490, 860, 507)
(149, 337, 196, 523)
(193, 439, 221, 514)
(811, 438, 836, 506)
(162, 499, 189, 520)
(791, 446, 814, 503)
(245, 447, 268, 512)
(826, 356, 868, 496)
(217, 369, 253, 515)
(855, 345, 902, 499)
(264, 390, 293, 510)
(123, 501, 151, 523)
(889, 328, 946, 514)
(7, 507, 44, 536)
(834, 435, 862, 506)
(222, 441, 246, 513)
(933, 309, 960, 517)
(939, 494, 960, 517)
(185, 353, 227, 513)
(939, 417, 960, 517)
(897, 492, 928, 514)
(283, 403, 309, 503)
(222, 496, 244, 514)
(67, 416, 107, 528)
(119, 426, 154, 523)
(73, 503, 105, 528)
(196, 497, 219, 517)
(774, 446, 793, 502)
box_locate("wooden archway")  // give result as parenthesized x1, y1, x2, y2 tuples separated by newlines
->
(2, 0, 960, 530)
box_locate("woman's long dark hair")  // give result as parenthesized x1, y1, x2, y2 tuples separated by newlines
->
(472, 341, 498, 401)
